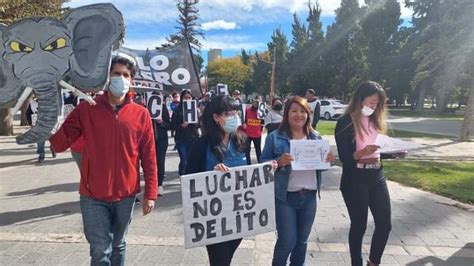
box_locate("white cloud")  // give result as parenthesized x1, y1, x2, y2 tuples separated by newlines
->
(202, 20, 238, 31)
(203, 34, 266, 51)
(64, 0, 413, 26)
(123, 37, 167, 50)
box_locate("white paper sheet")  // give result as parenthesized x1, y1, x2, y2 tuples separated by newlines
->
(375, 134, 422, 154)
(290, 139, 330, 170)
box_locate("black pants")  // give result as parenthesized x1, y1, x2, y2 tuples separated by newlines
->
(206, 238, 242, 266)
(245, 137, 261, 164)
(155, 139, 168, 186)
(341, 178, 391, 266)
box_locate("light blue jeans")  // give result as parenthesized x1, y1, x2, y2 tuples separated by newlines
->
(272, 191, 317, 266)
(80, 195, 136, 266)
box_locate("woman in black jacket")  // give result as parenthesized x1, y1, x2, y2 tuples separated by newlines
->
(335, 81, 406, 266)
(185, 95, 248, 266)
(171, 89, 199, 176)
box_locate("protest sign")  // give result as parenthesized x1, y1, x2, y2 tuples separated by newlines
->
(181, 163, 276, 248)
(216, 83, 229, 95)
(257, 102, 267, 119)
(290, 139, 331, 170)
(143, 92, 163, 120)
(118, 42, 201, 95)
(183, 100, 198, 124)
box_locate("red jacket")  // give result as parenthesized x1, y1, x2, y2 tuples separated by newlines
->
(50, 92, 158, 202)
(244, 107, 262, 138)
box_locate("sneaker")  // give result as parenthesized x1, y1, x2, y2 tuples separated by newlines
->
(51, 151, 57, 158)
(37, 156, 45, 163)
(158, 186, 164, 196)
(134, 198, 141, 204)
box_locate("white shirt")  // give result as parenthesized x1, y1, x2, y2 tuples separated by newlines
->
(307, 99, 319, 125)
(264, 110, 283, 126)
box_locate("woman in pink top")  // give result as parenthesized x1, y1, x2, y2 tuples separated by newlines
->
(335, 81, 406, 266)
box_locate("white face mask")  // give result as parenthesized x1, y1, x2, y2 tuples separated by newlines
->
(361, 105, 375, 116)
(109, 76, 130, 97)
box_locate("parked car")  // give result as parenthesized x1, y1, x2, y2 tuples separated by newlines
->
(319, 99, 347, 120)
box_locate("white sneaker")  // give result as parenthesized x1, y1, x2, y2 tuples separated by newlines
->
(158, 186, 164, 196)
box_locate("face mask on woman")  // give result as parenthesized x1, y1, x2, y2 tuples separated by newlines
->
(361, 105, 375, 116)
(223, 114, 241, 133)
(272, 103, 283, 111)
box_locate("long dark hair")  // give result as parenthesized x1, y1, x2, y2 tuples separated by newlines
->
(201, 95, 247, 161)
(278, 96, 314, 139)
(345, 81, 387, 136)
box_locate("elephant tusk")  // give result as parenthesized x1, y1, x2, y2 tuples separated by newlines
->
(8, 87, 33, 118)
(59, 80, 97, 105)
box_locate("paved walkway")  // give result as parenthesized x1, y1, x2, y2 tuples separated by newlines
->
(1, 131, 473, 265)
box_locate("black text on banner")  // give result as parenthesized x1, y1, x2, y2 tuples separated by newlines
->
(180, 163, 276, 248)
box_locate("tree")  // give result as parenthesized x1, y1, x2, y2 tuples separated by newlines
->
(267, 28, 289, 96)
(207, 57, 251, 94)
(287, 13, 310, 95)
(166, 0, 205, 74)
(360, 0, 401, 82)
(252, 51, 272, 97)
(324, 0, 366, 100)
(0, 0, 67, 136)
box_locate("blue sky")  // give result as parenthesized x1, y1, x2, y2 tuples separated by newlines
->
(65, 0, 412, 65)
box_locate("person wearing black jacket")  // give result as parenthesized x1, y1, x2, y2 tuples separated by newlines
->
(152, 102, 171, 196)
(305, 89, 321, 129)
(171, 89, 199, 176)
(185, 95, 249, 266)
(335, 81, 406, 266)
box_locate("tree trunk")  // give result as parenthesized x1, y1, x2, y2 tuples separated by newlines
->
(435, 89, 448, 114)
(0, 108, 14, 136)
(459, 86, 474, 141)
(416, 81, 427, 112)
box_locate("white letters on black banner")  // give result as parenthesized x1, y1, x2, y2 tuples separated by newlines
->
(183, 100, 198, 124)
(181, 163, 276, 248)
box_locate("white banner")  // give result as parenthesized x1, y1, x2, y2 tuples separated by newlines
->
(290, 139, 330, 170)
(181, 163, 276, 248)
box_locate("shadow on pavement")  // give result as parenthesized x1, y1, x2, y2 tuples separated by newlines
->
(7, 182, 79, 197)
(0, 157, 74, 169)
(0, 201, 80, 226)
(406, 243, 474, 266)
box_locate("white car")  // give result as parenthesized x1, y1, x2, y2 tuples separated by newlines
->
(320, 99, 347, 120)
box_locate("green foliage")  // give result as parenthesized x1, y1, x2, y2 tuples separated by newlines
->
(167, 0, 204, 52)
(207, 57, 251, 94)
(268, 28, 290, 96)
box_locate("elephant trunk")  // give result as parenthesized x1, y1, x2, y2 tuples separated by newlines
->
(16, 81, 60, 144)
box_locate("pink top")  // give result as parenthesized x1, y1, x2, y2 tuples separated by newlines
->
(355, 116, 380, 160)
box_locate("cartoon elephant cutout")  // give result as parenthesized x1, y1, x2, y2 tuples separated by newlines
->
(0, 3, 124, 144)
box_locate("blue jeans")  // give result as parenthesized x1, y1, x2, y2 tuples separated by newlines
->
(37, 141, 45, 159)
(273, 191, 317, 266)
(176, 140, 192, 175)
(80, 195, 136, 266)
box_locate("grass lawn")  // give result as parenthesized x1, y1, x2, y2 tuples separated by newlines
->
(388, 109, 464, 120)
(384, 161, 474, 204)
(316, 120, 452, 138)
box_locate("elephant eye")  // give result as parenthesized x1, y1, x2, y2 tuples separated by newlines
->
(10, 41, 33, 53)
(44, 37, 67, 51)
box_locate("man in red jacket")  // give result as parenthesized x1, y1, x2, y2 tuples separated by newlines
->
(50, 57, 157, 266)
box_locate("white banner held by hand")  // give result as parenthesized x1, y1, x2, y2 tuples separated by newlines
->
(375, 134, 422, 154)
(290, 139, 330, 170)
(180, 163, 276, 248)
